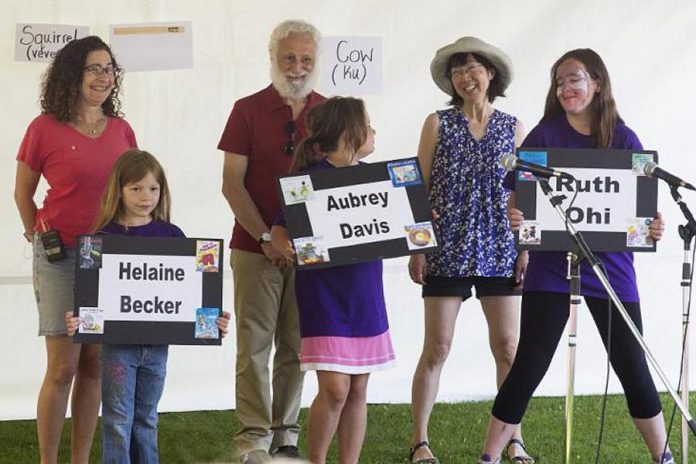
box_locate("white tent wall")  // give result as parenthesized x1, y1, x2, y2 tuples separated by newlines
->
(1, 0, 694, 420)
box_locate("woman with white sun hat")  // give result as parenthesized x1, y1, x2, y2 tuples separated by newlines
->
(408, 36, 532, 464)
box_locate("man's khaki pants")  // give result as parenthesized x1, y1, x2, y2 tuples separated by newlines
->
(231, 249, 303, 457)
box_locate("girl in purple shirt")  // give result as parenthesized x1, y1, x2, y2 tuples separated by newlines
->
(479, 49, 672, 464)
(271, 97, 394, 464)
(67, 150, 230, 462)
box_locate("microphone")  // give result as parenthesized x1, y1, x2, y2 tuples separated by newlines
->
(499, 153, 575, 180)
(643, 161, 696, 191)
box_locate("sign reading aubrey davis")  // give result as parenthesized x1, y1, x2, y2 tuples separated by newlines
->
(278, 158, 438, 269)
(514, 148, 658, 252)
(73, 235, 223, 345)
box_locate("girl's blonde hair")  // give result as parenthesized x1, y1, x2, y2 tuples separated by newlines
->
(290, 96, 368, 173)
(92, 149, 172, 232)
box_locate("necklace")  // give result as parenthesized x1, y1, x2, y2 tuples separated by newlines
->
(73, 116, 106, 137)
(87, 118, 105, 135)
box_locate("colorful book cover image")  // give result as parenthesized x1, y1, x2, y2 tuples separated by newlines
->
(280, 175, 314, 205)
(194, 307, 220, 339)
(519, 221, 541, 245)
(404, 222, 437, 250)
(79, 236, 103, 269)
(78, 307, 104, 334)
(293, 236, 330, 265)
(626, 217, 653, 248)
(195, 240, 220, 272)
(387, 159, 422, 187)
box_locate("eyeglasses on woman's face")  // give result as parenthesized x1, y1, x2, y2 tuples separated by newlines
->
(83, 64, 121, 77)
(450, 62, 486, 79)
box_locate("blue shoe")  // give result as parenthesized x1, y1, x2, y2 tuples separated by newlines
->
(478, 454, 501, 464)
(654, 451, 675, 464)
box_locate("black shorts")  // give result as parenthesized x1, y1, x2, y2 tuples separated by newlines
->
(422, 275, 521, 300)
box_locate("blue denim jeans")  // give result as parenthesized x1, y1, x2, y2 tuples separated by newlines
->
(102, 344, 169, 464)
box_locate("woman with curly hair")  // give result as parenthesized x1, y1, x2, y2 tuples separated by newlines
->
(14, 35, 136, 463)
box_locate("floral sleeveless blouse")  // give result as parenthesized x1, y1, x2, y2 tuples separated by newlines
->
(426, 107, 518, 277)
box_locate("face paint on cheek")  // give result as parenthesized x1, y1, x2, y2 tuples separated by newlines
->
(556, 76, 590, 97)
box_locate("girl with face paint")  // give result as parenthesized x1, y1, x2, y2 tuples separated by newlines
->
(477, 49, 671, 464)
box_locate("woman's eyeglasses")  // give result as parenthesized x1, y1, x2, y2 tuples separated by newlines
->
(284, 121, 296, 155)
(84, 64, 122, 77)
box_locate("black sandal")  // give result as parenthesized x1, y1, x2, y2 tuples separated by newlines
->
(409, 441, 440, 464)
(505, 438, 534, 464)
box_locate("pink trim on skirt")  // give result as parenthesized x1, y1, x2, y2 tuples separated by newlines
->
(301, 330, 395, 374)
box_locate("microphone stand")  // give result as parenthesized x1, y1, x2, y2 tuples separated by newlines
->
(564, 250, 582, 464)
(669, 185, 696, 464)
(538, 179, 584, 463)
(535, 179, 696, 463)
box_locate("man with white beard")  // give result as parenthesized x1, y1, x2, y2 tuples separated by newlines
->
(218, 20, 324, 464)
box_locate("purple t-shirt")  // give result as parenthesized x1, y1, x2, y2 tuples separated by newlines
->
(275, 159, 389, 338)
(99, 221, 185, 238)
(507, 114, 643, 302)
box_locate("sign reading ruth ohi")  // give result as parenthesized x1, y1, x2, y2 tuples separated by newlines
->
(514, 148, 659, 252)
(15, 23, 89, 62)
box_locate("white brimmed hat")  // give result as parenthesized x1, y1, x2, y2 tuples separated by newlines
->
(430, 36, 513, 95)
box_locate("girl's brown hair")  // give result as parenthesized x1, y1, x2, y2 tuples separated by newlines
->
(542, 48, 621, 148)
(290, 96, 368, 173)
(92, 150, 171, 232)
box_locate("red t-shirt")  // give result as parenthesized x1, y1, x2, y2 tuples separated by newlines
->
(217, 84, 325, 253)
(17, 114, 137, 247)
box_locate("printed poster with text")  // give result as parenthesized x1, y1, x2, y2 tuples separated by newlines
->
(73, 235, 223, 345)
(278, 158, 437, 269)
(513, 148, 658, 252)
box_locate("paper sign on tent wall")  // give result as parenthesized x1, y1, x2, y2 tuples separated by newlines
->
(320, 36, 382, 95)
(15, 24, 89, 62)
(109, 21, 193, 72)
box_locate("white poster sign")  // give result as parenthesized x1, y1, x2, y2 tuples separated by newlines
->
(74, 235, 223, 345)
(320, 36, 382, 95)
(304, 180, 413, 248)
(279, 158, 437, 268)
(535, 168, 638, 232)
(514, 148, 658, 252)
(15, 24, 89, 62)
(109, 21, 193, 72)
(98, 254, 202, 323)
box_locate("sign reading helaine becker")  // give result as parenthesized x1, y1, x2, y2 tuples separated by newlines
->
(278, 157, 438, 269)
(73, 235, 223, 345)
